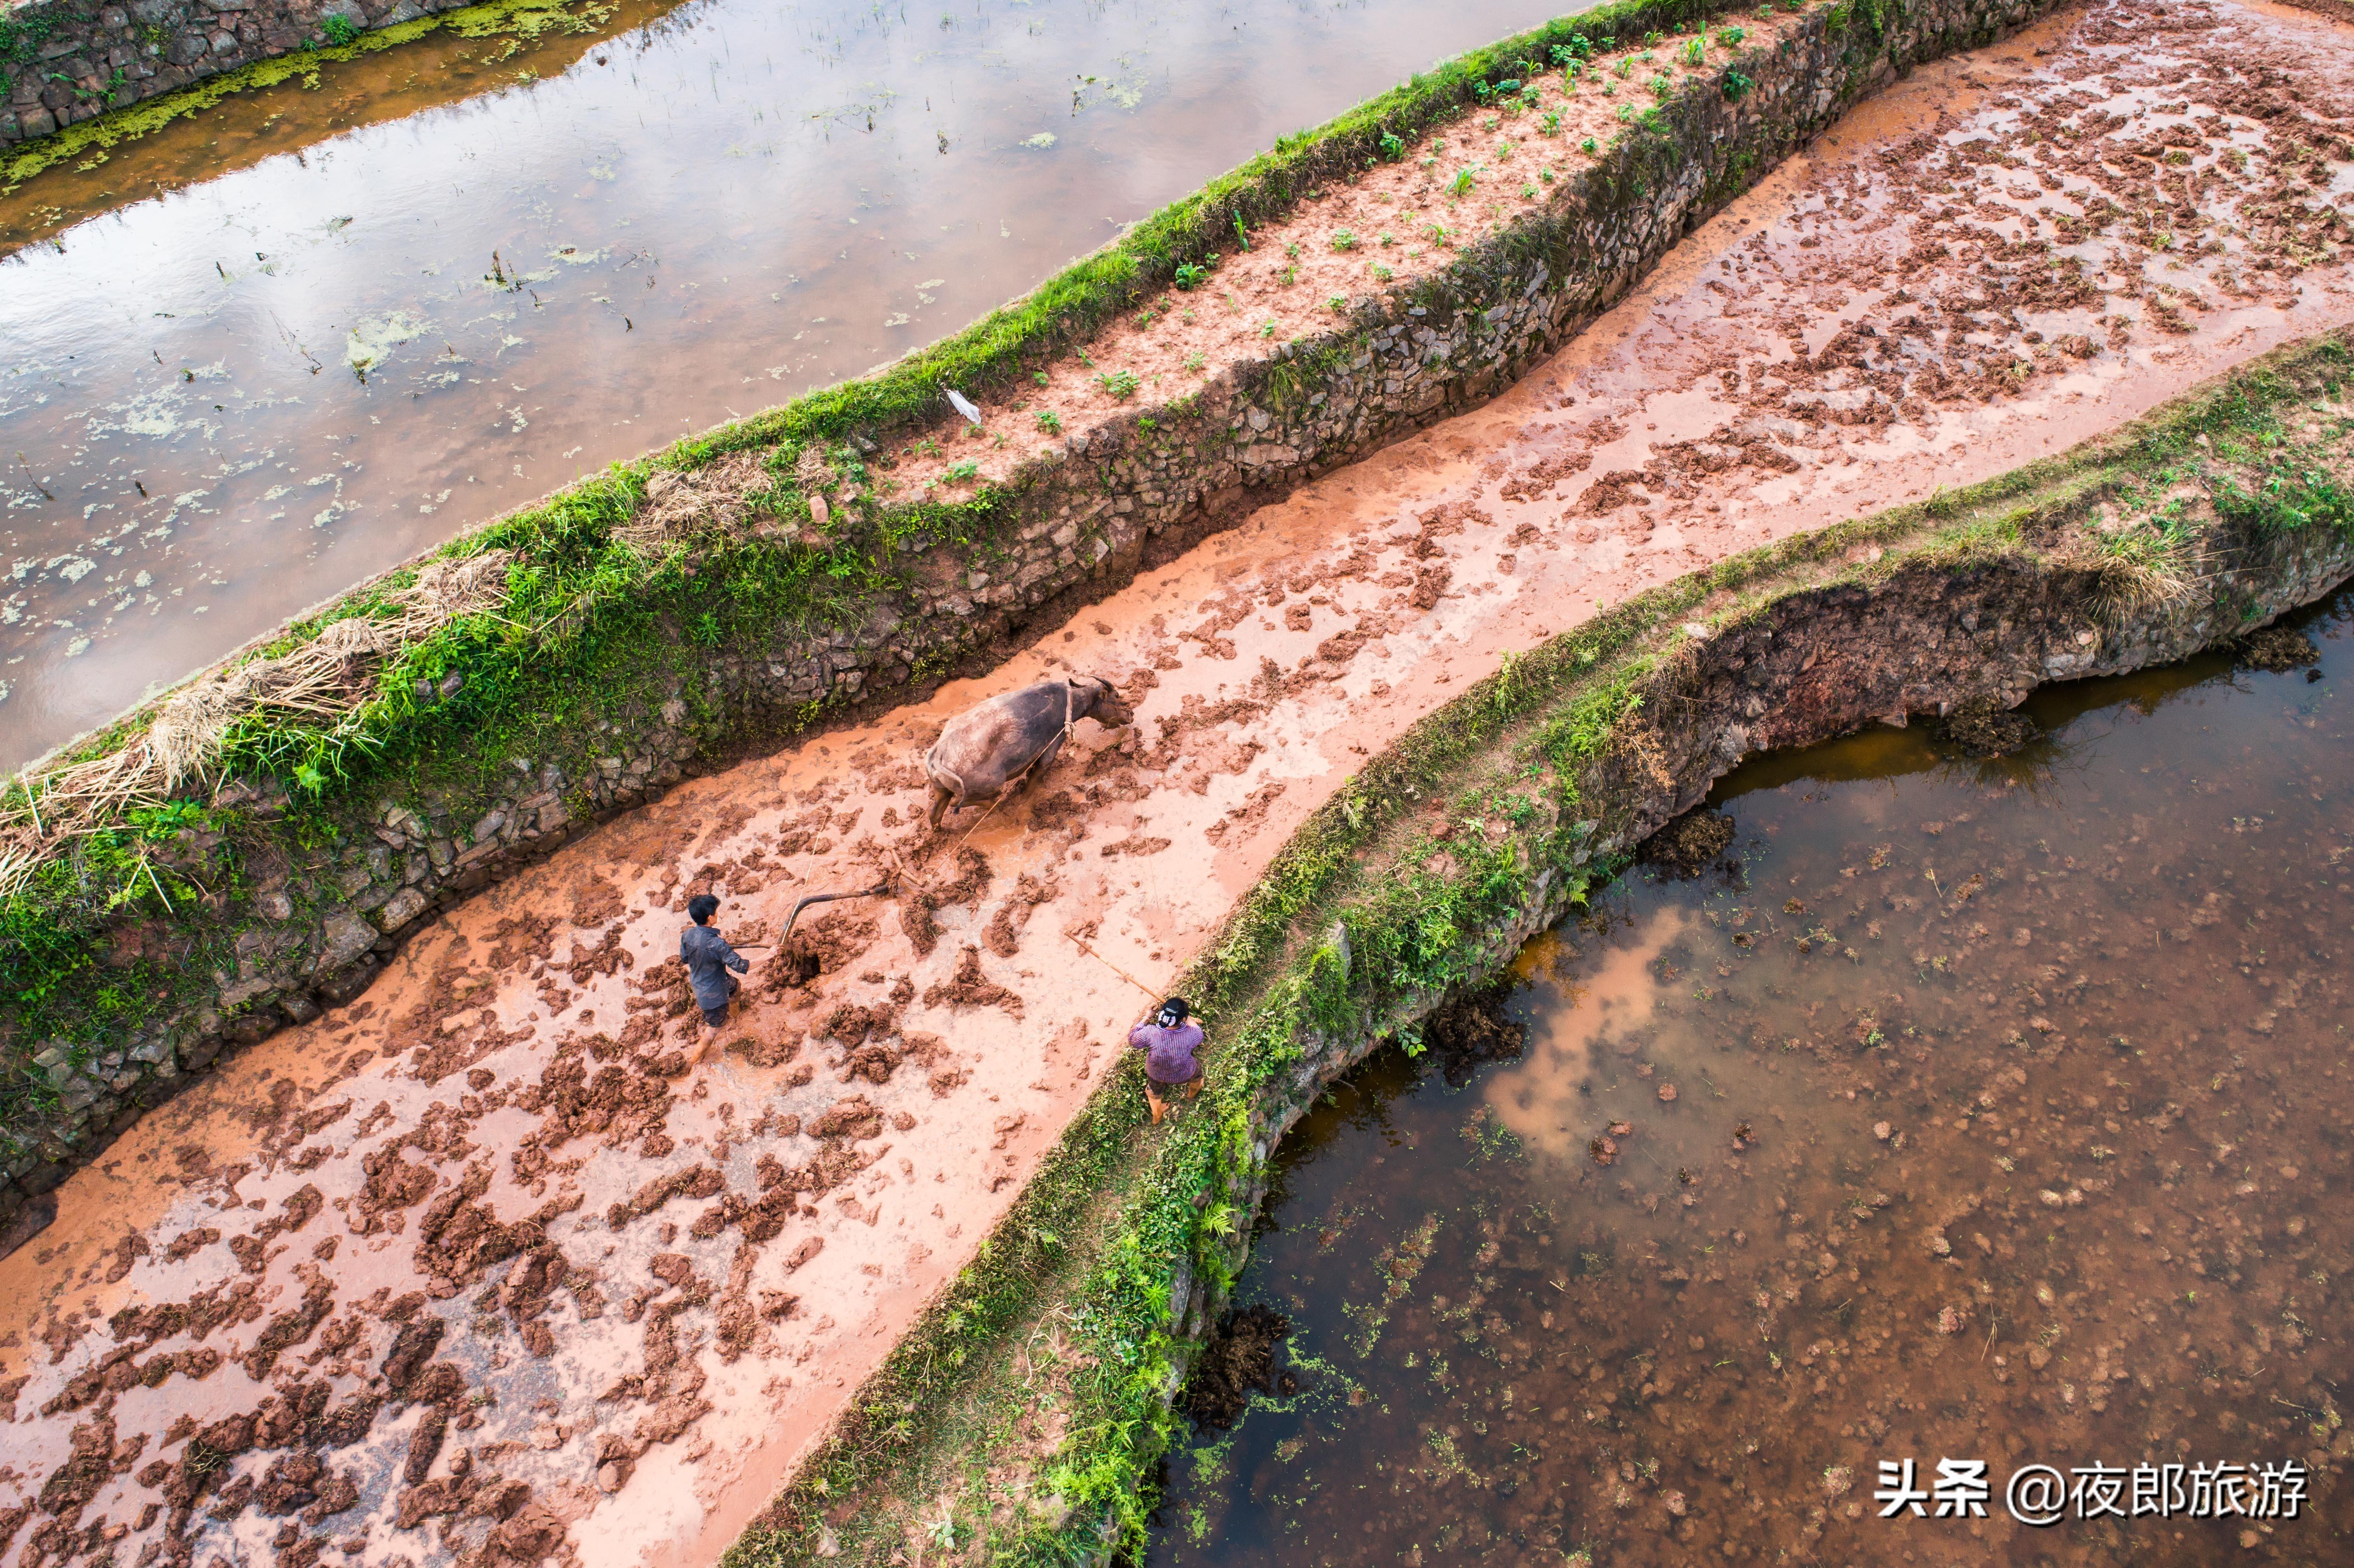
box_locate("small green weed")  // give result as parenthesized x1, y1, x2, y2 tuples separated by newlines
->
(1330, 230, 1358, 251)
(1096, 369, 1140, 399)
(322, 14, 361, 46)
(1174, 261, 1210, 290)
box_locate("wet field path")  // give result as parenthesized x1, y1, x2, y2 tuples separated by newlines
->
(1146, 592, 2354, 1568)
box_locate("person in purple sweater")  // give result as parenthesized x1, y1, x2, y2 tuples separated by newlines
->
(1127, 997, 1204, 1123)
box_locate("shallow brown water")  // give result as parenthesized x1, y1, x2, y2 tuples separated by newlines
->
(1149, 595, 2354, 1565)
(0, 0, 1571, 772)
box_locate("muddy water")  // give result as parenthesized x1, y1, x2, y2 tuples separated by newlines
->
(1149, 600, 2354, 1565)
(0, 0, 1566, 772)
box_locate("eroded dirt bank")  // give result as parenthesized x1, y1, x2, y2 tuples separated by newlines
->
(4, 3, 2353, 1567)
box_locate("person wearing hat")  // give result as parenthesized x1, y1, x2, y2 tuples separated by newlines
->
(1127, 997, 1203, 1123)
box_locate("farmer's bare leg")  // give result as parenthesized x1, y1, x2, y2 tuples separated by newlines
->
(1145, 1074, 1200, 1124)
(686, 977, 739, 1064)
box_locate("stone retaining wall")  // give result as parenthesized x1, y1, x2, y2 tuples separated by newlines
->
(0, 0, 470, 143)
(0, 0, 2070, 1226)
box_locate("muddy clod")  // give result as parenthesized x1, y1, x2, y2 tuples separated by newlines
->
(1940, 701, 2041, 758)
(2236, 625, 2320, 672)
(1639, 809, 1737, 877)
(900, 847, 993, 958)
(919, 945, 1024, 1018)
(1418, 985, 1526, 1087)
(1182, 1304, 1292, 1429)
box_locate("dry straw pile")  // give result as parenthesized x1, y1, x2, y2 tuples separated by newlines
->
(612, 451, 782, 554)
(0, 551, 513, 899)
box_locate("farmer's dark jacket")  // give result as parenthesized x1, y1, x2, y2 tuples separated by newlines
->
(682, 925, 749, 1009)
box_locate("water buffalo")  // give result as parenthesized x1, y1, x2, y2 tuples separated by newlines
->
(925, 674, 1134, 828)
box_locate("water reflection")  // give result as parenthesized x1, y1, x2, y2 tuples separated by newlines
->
(0, 0, 1570, 769)
(1150, 599, 2354, 1565)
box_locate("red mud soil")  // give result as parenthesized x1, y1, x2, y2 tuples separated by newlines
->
(1, 3, 2350, 1567)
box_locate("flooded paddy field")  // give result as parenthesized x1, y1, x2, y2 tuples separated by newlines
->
(1148, 596, 2354, 1566)
(0, 0, 1566, 772)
